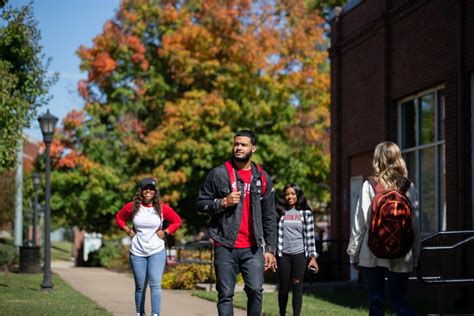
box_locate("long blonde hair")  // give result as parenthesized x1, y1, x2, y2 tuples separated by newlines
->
(372, 141, 408, 190)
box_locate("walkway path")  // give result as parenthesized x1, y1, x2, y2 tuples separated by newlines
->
(52, 260, 246, 316)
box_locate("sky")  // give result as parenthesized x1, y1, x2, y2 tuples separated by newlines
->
(12, 0, 121, 141)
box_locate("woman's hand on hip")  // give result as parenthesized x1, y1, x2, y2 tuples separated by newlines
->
(157, 229, 168, 239)
(124, 228, 135, 238)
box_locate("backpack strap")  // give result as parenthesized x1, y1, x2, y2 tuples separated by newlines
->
(367, 176, 385, 194)
(254, 163, 267, 195)
(368, 176, 411, 194)
(225, 161, 238, 192)
(225, 160, 267, 194)
(400, 178, 411, 194)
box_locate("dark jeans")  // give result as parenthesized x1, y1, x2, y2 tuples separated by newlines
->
(277, 253, 306, 316)
(363, 266, 414, 316)
(214, 246, 264, 316)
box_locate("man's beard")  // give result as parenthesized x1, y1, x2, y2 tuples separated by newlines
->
(233, 151, 252, 163)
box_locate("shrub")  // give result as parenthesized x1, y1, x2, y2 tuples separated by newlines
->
(83, 241, 129, 270)
(97, 242, 122, 267)
(162, 263, 215, 290)
(106, 244, 130, 272)
(0, 242, 17, 270)
(83, 249, 101, 267)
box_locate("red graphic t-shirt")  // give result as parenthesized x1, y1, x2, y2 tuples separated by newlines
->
(234, 168, 256, 248)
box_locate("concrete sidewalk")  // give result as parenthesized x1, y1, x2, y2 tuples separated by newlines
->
(52, 261, 246, 316)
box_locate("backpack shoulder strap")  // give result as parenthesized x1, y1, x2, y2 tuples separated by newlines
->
(226, 161, 267, 194)
(225, 161, 238, 192)
(253, 163, 267, 194)
(367, 176, 384, 194)
(400, 178, 411, 194)
(367, 176, 377, 191)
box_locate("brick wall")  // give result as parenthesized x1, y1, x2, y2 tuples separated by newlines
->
(464, 1, 474, 71)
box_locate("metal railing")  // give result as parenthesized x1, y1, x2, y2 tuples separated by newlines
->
(172, 240, 213, 264)
(416, 230, 474, 285)
(167, 238, 351, 288)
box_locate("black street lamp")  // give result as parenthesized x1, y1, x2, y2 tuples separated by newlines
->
(38, 109, 58, 291)
(32, 172, 41, 246)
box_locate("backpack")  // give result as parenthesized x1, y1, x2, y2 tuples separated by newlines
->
(367, 176, 414, 259)
(224, 161, 267, 194)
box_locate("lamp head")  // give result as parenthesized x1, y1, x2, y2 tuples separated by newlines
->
(38, 109, 58, 144)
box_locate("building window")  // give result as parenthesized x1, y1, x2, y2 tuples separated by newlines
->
(398, 87, 446, 233)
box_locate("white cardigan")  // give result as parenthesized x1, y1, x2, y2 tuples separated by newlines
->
(347, 180, 421, 273)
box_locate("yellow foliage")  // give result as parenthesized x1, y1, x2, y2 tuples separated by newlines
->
(162, 263, 215, 290)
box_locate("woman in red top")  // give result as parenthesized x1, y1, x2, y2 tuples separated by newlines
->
(116, 178, 182, 316)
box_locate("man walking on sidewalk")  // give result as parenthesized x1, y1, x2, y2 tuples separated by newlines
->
(197, 130, 277, 316)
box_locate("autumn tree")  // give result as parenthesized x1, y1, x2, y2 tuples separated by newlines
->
(50, 0, 331, 233)
(0, 1, 56, 173)
(307, 0, 346, 20)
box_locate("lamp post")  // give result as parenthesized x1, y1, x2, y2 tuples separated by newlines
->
(38, 109, 58, 291)
(32, 173, 41, 246)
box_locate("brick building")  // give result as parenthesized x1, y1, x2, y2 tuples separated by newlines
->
(329, 0, 474, 310)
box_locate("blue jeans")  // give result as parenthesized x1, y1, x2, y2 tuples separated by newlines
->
(214, 246, 264, 316)
(129, 249, 166, 315)
(363, 266, 414, 316)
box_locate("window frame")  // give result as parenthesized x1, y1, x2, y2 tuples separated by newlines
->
(397, 85, 446, 233)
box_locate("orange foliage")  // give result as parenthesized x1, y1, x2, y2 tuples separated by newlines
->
(57, 150, 80, 169)
(169, 170, 187, 185)
(127, 35, 148, 70)
(69, 0, 331, 215)
(92, 52, 117, 79)
(77, 80, 89, 100)
(118, 114, 147, 141)
(121, 9, 139, 24)
(162, 3, 179, 23)
(49, 138, 64, 160)
(63, 110, 84, 131)
(162, 190, 181, 203)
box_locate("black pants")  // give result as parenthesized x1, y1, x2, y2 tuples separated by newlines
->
(363, 266, 414, 316)
(277, 252, 306, 316)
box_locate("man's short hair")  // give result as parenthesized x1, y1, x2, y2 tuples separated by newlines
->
(234, 130, 257, 145)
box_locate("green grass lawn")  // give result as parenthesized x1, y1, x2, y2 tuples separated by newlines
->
(193, 290, 368, 315)
(51, 241, 74, 261)
(194, 287, 467, 315)
(0, 272, 110, 315)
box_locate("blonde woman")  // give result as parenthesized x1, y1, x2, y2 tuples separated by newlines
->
(347, 141, 421, 315)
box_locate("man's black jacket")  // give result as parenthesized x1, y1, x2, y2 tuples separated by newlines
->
(196, 161, 277, 254)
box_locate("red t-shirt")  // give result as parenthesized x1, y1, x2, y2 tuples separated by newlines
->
(234, 168, 256, 248)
